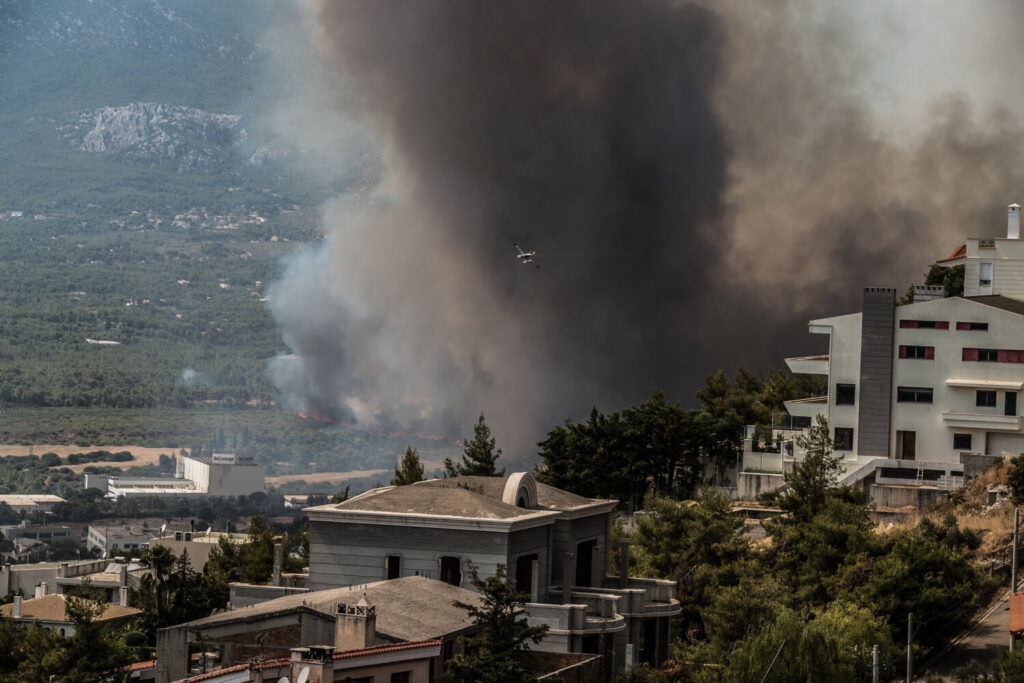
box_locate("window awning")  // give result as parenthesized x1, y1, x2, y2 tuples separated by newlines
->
(946, 379, 1024, 390)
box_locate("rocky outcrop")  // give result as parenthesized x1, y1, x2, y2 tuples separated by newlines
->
(75, 102, 246, 173)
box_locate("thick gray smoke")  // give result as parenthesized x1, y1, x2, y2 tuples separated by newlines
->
(266, 0, 1024, 455)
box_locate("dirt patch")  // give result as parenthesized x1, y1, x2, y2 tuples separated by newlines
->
(266, 469, 390, 485)
(0, 444, 177, 473)
(266, 459, 446, 487)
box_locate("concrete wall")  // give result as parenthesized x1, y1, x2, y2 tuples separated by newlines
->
(812, 312, 862, 454)
(732, 472, 785, 500)
(507, 525, 550, 599)
(868, 484, 943, 508)
(550, 514, 608, 588)
(206, 462, 265, 496)
(857, 288, 896, 458)
(308, 520, 509, 592)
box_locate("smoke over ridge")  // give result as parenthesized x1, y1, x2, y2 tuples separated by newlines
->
(266, 1, 1024, 456)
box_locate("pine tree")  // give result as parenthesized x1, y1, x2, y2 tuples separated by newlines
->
(447, 564, 548, 683)
(448, 413, 505, 477)
(392, 446, 425, 486)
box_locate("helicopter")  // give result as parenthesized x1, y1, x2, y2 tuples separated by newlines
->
(514, 243, 539, 268)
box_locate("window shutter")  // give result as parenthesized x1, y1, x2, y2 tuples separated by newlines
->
(899, 346, 908, 359)
(936, 321, 949, 329)
(900, 320, 918, 329)
(925, 347, 935, 360)
(956, 322, 970, 330)
(963, 348, 979, 361)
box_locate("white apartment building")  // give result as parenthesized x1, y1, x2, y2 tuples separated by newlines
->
(90, 452, 265, 499)
(782, 203, 1024, 497)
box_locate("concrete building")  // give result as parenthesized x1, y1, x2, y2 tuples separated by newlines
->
(774, 203, 1024, 503)
(0, 593, 140, 637)
(148, 529, 249, 573)
(304, 472, 679, 675)
(0, 494, 65, 514)
(87, 524, 155, 556)
(175, 641, 442, 683)
(89, 452, 265, 500)
(156, 576, 482, 683)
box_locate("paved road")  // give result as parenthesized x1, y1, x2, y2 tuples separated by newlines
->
(927, 590, 1012, 678)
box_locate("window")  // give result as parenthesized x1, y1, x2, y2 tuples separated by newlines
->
(980, 238, 996, 248)
(897, 387, 933, 403)
(956, 322, 989, 331)
(391, 672, 412, 683)
(953, 433, 972, 450)
(440, 556, 462, 586)
(835, 384, 855, 405)
(899, 345, 934, 359)
(834, 428, 853, 451)
(980, 262, 993, 287)
(977, 390, 997, 407)
(978, 348, 998, 362)
(900, 320, 949, 329)
(386, 555, 401, 580)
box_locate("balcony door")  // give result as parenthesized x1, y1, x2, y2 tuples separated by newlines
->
(1007, 392, 1018, 417)
(898, 431, 916, 460)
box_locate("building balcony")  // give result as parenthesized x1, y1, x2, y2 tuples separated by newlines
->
(785, 355, 829, 375)
(784, 395, 827, 419)
(941, 412, 1024, 431)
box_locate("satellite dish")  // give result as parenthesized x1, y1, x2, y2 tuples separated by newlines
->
(296, 667, 310, 683)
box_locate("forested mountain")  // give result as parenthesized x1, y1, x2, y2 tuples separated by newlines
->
(0, 1, 391, 464)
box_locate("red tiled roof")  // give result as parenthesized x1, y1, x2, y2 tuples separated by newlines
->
(1011, 593, 1024, 634)
(127, 660, 156, 672)
(181, 657, 289, 682)
(333, 639, 442, 660)
(937, 244, 966, 263)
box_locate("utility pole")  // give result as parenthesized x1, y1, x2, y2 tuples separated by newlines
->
(906, 612, 913, 683)
(1013, 507, 1020, 594)
(872, 644, 879, 683)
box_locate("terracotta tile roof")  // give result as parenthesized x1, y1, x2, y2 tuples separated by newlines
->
(937, 243, 967, 263)
(1012, 592, 1024, 634)
(0, 594, 141, 623)
(333, 639, 441, 660)
(127, 660, 156, 672)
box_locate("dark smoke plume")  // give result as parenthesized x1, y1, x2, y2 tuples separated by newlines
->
(267, 1, 1024, 457)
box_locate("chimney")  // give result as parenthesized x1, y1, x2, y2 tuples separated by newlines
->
(335, 598, 376, 651)
(12, 595, 21, 618)
(1010, 203, 1021, 239)
(119, 586, 129, 607)
(620, 539, 631, 589)
(272, 543, 283, 587)
(291, 647, 334, 683)
(119, 563, 128, 586)
(57, 561, 68, 579)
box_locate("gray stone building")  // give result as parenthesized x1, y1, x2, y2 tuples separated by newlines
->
(305, 472, 679, 674)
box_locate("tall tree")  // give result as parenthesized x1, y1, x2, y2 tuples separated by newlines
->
(391, 445, 425, 486)
(447, 564, 548, 683)
(448, 414, 505, 477)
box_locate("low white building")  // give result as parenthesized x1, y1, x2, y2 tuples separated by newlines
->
(91, 452, 265, 500)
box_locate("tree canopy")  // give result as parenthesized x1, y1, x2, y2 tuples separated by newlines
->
(447, 563, 548, 683)
(445, 414, 505, 478)
(391, 445, 425, 486)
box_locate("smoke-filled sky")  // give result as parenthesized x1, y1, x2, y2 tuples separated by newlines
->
(265, 0, 1024, 456)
